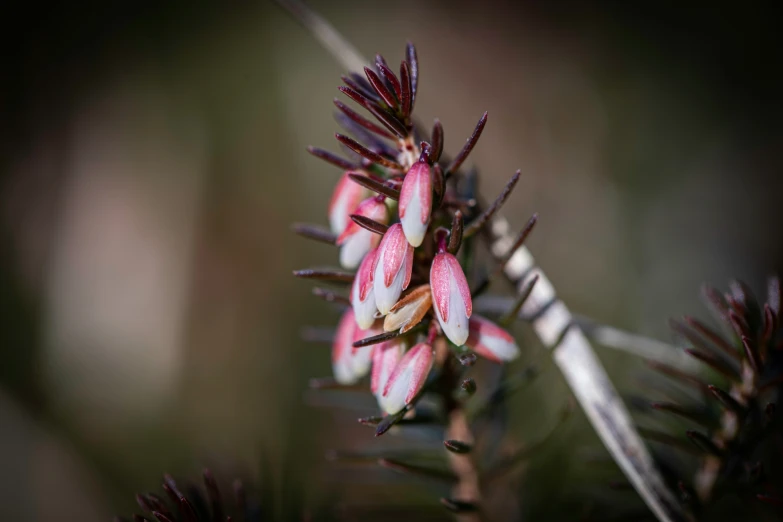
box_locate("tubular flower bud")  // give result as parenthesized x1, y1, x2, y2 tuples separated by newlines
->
(379, 343, 433, 415)
(351, 247, 379, 329)
(466, 315, 520, 363)
(328, 171, 367, 235)
(372, 223, 414, 315)
(430, 252, 473, 346)
(332, 309, 372, 384)
(336, 197, 389, 269)
(398, 160, 432, 247)
(370, 339, 406, 399)
(383, 285, 432, 333)
(350, 324, 378, 374)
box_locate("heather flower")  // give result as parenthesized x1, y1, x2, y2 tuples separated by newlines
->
(379, 342, 433, 415)
(398, 160, 432, 247)
(328, 170, 368, 235)
(351, 247, 379, 329)
(332, 309, 372, 384)
(430, 251, 473, 346)
(370, 338, 406, 399)
(373, 223, 414, 315)
(292, 39, 541, 415)
(466, 315, 520, 362)
(296, 42, 532, 417)
(336, 196, 388, 269)
(292, 40, 546, 517)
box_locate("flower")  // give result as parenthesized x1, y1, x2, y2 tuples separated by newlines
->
(352, 247, 379, 329)
(379, 343, 433, 414)
(430, 252, 473, 345)
(336, 196, 388, 269)
(373, 223, 414, 315)
(332, 309, 373, 384)
(466, 315, 520, 363)
(398, 160, 432, 247)
(371, 339, 406, 399)
(383, 284, 432, 333)
(328, 171, 367, 235)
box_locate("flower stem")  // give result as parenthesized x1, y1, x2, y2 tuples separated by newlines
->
(446, 408, 483, 522)
(436, 338, 483, 521)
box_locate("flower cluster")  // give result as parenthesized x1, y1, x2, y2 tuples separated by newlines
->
(295, 44, 524, 417)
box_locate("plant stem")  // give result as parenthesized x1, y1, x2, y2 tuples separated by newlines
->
(446, 409, 482, 522)
(436, 338, 483, 521)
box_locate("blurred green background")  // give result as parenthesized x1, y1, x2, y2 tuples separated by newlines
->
(1, 1, 782, 520)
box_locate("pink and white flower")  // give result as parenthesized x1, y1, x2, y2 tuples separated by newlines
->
(372, 223, 414, 315)
(379, 343, 433, 414)
(430, 252, 473, 346)
(351, 247, 379, 329)
(328, 171, 367, 235)
(398, 160, 432, 247)
(466, 315, 520, 363)
(370, 339, 406, 400)
(336, 196, 389, 269)
(332, 309, 373, 384)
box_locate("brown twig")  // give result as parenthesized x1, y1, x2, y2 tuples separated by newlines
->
(436, 336, 483, 522)
(445, 409, 482, 522)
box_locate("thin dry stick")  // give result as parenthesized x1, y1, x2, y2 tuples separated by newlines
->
(484, 216, 686, 522)
(274, 0, 366, 73)
(474, 300, 697, 370)
(573, 315, 702, 371)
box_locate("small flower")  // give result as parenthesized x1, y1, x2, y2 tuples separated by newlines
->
(373, 223, 414, 315)
(351, 326, 375, 373)
(380, 343, 433, 414)
(328, 171, 367, 235)
(336, 196, 389, 269)
(371, 339, 406, 398)
(383, 284, 432, 333)
(398, 160, 432, 247)
(352, 247, 379, 329)
(430, 252, 473, 346)
(466, 315, 520, 363)
(332, 309, 373, 384)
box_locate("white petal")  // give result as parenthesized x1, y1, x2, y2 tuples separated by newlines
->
(400, 190, 426, 247)
(351, 346, 373, 378)
(379, 364, 413, 414)
(354, 290, 377, 329)
(352, 284, 377, 329)
(373, 251, 407, 315)
(373, 343, 405, 400)
(340, 229, 373, 269)
(333, 357, 357, 385)
(440, 277, 470, 345)
(329, 197, 350, 235)
(479, 334, 520, 361)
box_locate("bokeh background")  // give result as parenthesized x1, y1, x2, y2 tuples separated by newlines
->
(1, 1, 782, 520)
